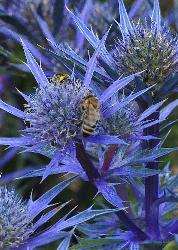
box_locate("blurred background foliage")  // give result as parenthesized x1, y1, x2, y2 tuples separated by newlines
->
(0, 1, 178, 248)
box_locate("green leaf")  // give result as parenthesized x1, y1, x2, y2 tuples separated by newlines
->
(0, 45, 23, 63)
(70, 238, 122, 250)
(163, 240, 178, 250)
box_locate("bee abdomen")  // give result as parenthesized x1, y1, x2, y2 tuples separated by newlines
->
(82, 115, 98, 136)
(81, 95, 100, 137)
(82, 122, 97, 136)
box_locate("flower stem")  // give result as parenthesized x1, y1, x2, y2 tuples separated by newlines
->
(76, 142, 100, 183)
(76, 142, 148, 240)
(101, 144, 118, 172)
(116, 210, 148, 241)
(143, 111, 160, 239)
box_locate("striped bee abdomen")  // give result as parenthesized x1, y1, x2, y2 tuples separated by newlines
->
(81, 96, 100, 137)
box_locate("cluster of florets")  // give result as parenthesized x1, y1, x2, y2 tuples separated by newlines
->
(103, 95, 141, 142)
(0, 186, 32, 249)
(115, 22, 178, 88)
(24, 75, 92, 150)
(1, 0, 54, 33)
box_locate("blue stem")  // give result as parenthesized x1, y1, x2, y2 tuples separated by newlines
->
(144, 111, 160, 239)
(76, 142, 149, 241)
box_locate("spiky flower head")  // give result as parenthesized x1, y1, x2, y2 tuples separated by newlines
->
(24, 73, 93, 152)
(0, 186, 32, 249)
(115, 0, 178, 90)
(103, 95, 142, 142)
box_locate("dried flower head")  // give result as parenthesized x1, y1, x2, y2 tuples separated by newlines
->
(0, 186, 32, 249)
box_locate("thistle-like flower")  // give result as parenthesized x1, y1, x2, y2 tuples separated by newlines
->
(103, 95, 142, 143)
(115, 0, 178, 90)
(0, 186, 32, 249)
(24, 73, 91, 152)
(0, 177, 116, 249)
(0, 39, 113, 181)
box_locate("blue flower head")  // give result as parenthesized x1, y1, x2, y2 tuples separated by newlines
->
(0, 177, 117, 249)
(115, 0, 178, 89)
(15, 41, 102, 164)
(0, 186, 32, 249)
(24, 73, 92, 152)
(103, 96, 142, 142)
(0, 31, 167, 184)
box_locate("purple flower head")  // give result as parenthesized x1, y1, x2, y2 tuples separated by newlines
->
(0, 186, 32, 248)
(102, 95, 142, 143)
(0, 176, 120, 249)
(0, 34, 131, 183)
(61, 0, 178, 104)
(23, 73, 94, 152)
(0, 34, 170, 186)
(115, 0, 178, 90)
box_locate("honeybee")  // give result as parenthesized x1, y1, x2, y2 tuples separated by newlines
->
(81, 95, 100, 137)
(50, 73, 82, 91)
(49, 73, 70, 86)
